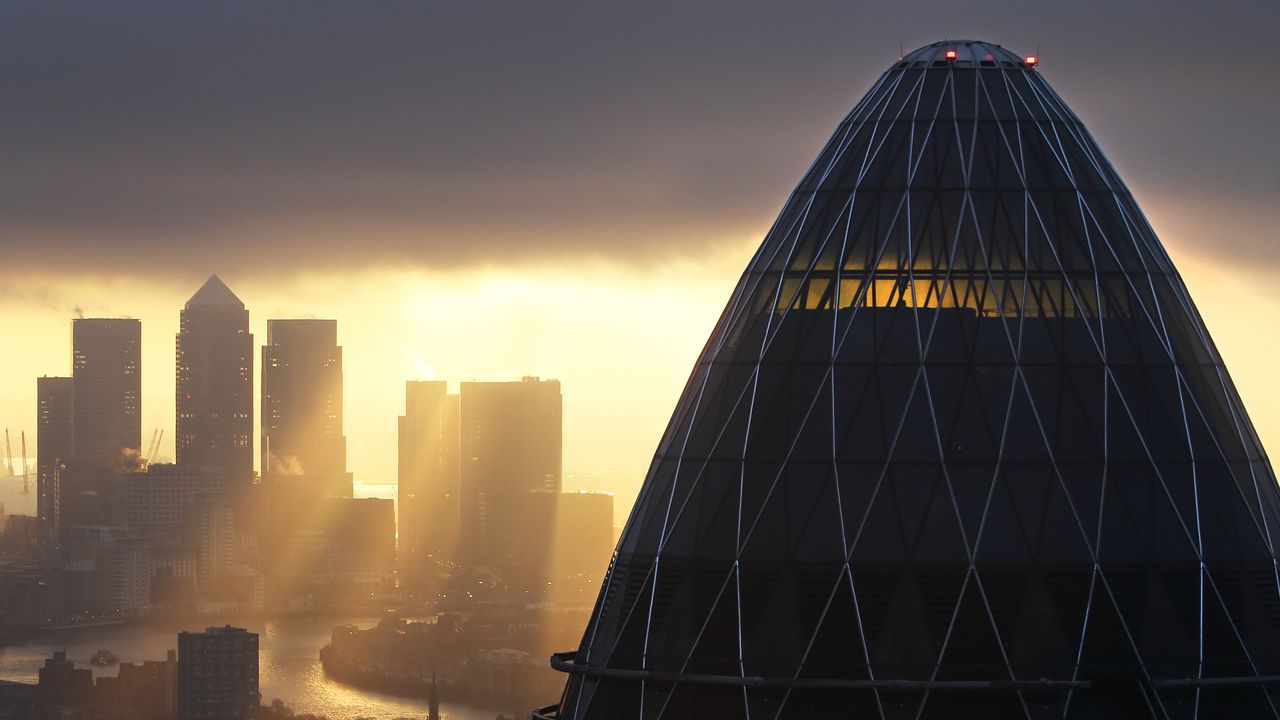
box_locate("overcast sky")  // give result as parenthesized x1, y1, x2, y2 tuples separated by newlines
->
(2, 2, 1278, 494)
(3, 0, 1278, 280)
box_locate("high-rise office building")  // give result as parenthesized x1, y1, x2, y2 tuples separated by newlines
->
(398, 380, 460, 568)
(177, 625, 259, 720)
(545, 41, 1280, 718)
(459, 377, 561, 565)
(71, 318, 141, 470)
(176, 275, 253, 484)
(36, 376, 73, 550)
(260, 319, 351, 497)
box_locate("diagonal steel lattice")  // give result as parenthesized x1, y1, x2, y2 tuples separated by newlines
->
(542, 40, 1280, 720)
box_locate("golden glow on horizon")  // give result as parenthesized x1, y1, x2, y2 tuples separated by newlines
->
(1, 234, 1278, 520)
(0, 248, 751, 512)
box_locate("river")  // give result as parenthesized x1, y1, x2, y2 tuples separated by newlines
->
(0, 615, 525, 719)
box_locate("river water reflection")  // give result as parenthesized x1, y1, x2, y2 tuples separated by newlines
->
(0, 615, 519, 719)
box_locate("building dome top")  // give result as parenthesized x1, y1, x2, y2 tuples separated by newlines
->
(900, 39, 1032, 66)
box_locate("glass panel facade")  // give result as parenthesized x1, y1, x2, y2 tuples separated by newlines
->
(545, 40, 1280, 719)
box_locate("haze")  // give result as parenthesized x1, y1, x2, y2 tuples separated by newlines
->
(2, 0, 1278, 509)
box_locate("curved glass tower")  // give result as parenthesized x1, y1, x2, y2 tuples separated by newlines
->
(541, 40, 1280, 719)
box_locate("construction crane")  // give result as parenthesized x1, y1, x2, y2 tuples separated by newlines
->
(144, 429, 164, 465)
(20, 430, 29, 493)
(3, 428, 12, 477)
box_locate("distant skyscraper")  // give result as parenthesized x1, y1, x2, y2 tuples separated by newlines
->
(260, 319, 351, 497)
(398, 380, 460, 568)
(459, 377, 561, 565)
(177, 625, 259, 720)
(176, 275, 253, 483)
(36, 375, 73, 549)
(71, 318, 141, 470)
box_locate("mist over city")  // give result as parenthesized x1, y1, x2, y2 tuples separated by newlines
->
(2, 3, 1280, 720)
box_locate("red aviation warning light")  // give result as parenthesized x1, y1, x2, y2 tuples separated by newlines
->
(945, 49, 957, 60)
(1025, 55, 1038, 67)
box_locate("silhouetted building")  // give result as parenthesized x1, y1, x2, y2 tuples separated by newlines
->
(459, 377, 561, 566)
(94, 649, 178, 719)
(398, 380, 460, 568)
(261, 319, 351, 497)
(177, 625, 259, 720)
(546, 40, 1280, 719)
(176, 275, 253, 487)
(38, 650, 91, 707)
(72, 318, 141, 471)
(36, 375, 73, 552)
(63, 525, 150, 617)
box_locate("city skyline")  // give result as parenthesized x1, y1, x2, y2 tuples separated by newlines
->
(3, 274, 701, 506)
(4, 240, 1278, 509)
(3, 2, 1280, 511)
(2, 3, 1278, 718)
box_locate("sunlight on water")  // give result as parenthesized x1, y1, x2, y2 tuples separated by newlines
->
(0, 616, 516, 720)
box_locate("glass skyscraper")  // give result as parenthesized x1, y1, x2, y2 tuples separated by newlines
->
(542, 40, 1280, 719)
(176, 274, 253, 484)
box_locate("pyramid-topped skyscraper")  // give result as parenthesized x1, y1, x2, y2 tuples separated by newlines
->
(177, 274, 253, 483)
(540, 41, 1280, 719)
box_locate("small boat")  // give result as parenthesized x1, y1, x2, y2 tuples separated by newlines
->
(90, 650, 120, 666)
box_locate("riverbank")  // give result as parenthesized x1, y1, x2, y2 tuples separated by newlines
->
(320, 645, 435, 699)
(319, 644, 547, 708)
(0, 614, 512, 719)
(0, 603, 417, 648)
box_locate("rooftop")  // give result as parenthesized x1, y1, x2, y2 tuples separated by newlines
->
(899, 39, 1033, 67)
(185, 274, 244, 309)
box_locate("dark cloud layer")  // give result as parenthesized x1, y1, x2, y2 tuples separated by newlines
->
(2, 0, 1277, 280)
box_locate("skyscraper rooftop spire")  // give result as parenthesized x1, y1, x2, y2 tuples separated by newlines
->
(185, 274, 244, 309)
